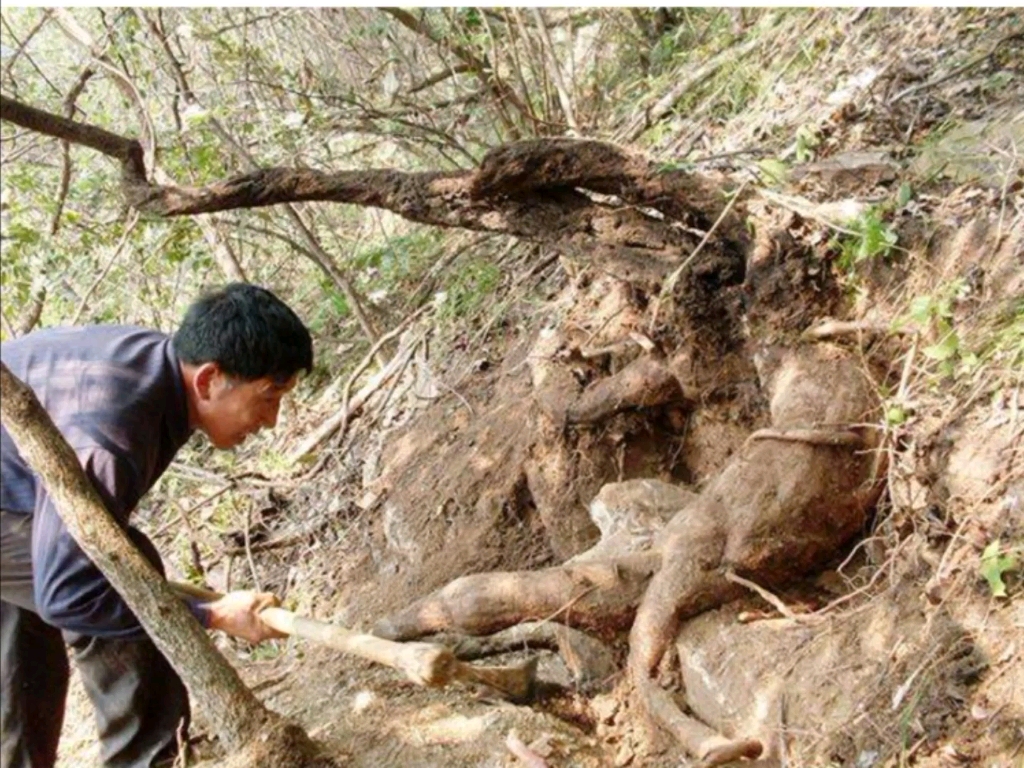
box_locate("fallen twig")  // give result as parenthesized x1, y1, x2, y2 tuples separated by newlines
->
(801, 319, 906, 340)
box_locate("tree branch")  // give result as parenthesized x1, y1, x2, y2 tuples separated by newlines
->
(70, 211, 140, 324)
(379, 7, 529, 138)
(0, 93, 147, 183)
(530, 8, 579, 134)
(1, 93, 742, 285)
(51, 65, 96, 236)
(0, 11, 61, 96)
(409, 63, 472, 93)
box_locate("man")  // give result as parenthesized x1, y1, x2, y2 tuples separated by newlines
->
(0, 282, 314, 768)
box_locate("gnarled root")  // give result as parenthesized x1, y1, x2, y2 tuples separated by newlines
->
(627, 512, 757, 763)
(635, 676, 762, 766)
(567, 356, 689, 424)
(374, 553, 659, 641)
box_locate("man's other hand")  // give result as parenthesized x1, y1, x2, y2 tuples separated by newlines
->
(204, 590, 287, 643)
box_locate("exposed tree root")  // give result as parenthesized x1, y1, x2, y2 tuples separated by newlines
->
(567, 356, 689, 424)
(221, 716, 335, 768)
(439, 621, 618, 691)
(374, 553, 660, 640)
(376, 342, 887, 762)
(627, 343, 885, 758)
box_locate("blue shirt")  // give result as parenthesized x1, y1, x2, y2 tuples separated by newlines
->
(1, 325, 198, 638)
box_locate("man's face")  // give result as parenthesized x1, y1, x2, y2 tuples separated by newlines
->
(198, 368, 298, 449)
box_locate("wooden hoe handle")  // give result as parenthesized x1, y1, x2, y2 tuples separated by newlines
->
(170, 581, 536, 700)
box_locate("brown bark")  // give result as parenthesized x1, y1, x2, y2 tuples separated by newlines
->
(373, 553, 659, 641)
(567, 356, 688, 424)
(15, 286, 46, 336)
(0, 363, 322, 765)
(0, 94, 147, 181)
(0, 96, 741, 271)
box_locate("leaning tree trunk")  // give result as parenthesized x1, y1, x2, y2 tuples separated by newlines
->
(0, 363, 323, 768)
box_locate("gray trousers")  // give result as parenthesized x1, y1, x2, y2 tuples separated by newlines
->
(0, 511, 189, 768)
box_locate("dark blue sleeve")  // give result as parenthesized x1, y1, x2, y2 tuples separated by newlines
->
(30, 447, 211, 637)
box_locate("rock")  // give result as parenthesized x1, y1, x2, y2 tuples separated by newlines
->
(591, 694, 620, 724)
(571, 479, 697, 563)
(613, 742, 635, 767)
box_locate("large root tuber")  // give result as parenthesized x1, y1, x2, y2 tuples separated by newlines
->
(628, 343, 885, 761)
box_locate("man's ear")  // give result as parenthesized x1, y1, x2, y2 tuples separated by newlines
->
(193, 362, 221, 402)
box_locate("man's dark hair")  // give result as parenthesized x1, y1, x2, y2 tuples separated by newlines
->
(173, 283, 313, 381)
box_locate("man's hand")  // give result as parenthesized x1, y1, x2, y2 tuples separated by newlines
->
(203, 590, 287, 643)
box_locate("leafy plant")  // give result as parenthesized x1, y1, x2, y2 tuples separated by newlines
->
(901, 279, 970, 376)
(756, 158, 789, 186)
(794, 124, 821, 163)
(830, 207, 898, 274)
(980, 540, 1020, 598)
(885, 405, 908, 426)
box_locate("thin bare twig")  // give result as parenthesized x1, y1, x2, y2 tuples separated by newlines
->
(1, 10, 52, 81)
(1, 11, 61, 96)
(242, 503, 261, 592)
(530, 8, 579, 134)
(725, 570, 798, 620)
(51, 65, 96, 236)
(649, 180, 749, 332)
(71, 210, 139, 324)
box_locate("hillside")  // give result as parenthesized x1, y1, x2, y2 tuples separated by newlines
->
(1, 8, 1020, 768)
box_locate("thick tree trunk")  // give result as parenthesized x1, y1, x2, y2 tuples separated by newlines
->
(0, 363, 322, 766)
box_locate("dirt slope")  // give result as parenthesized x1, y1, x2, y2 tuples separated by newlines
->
(56, 8, 1021, 768)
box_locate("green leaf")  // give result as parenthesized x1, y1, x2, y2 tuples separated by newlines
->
(897, 182, 913, 207)
(885, 405, 907, 425)
(923, 330, 960, 361)
(7, 222, 40, 246)
(909, 295, 934, 324)
(980, 540, 1018, 598)
(757, 158, 789, 185)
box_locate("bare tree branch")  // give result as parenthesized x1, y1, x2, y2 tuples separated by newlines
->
(51, 65, 95, 236)
(2, 92, 743, 293)
(139, 9, 383, 346)
(70, 211, 139, 324)
(379, 7, 530, 138)
(1, 11, 61, 96)
(0, 93, 147, 182)
(530, 8, 579, 134)
(409, 63, 472, 94)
